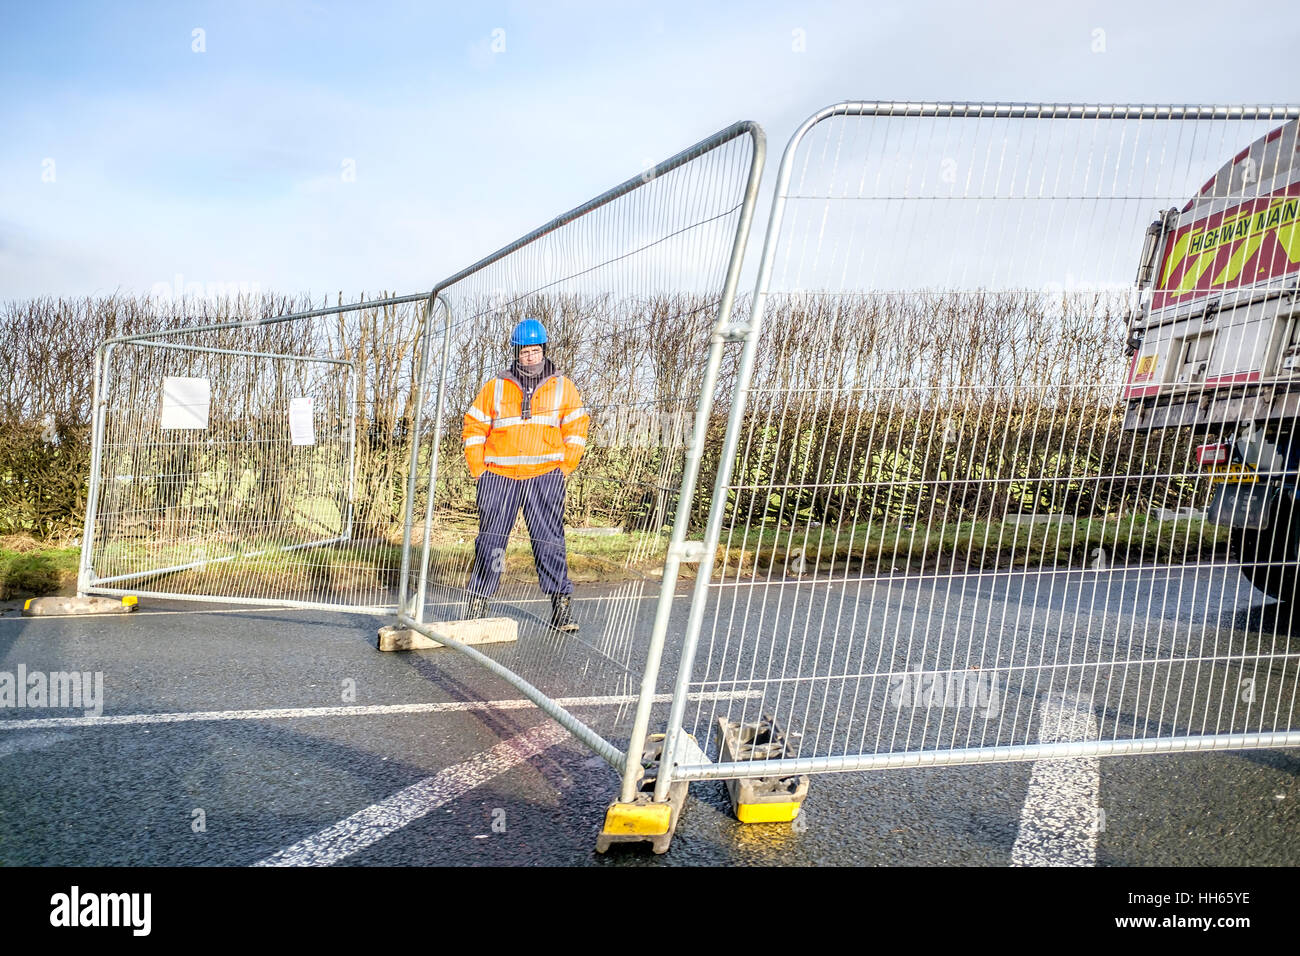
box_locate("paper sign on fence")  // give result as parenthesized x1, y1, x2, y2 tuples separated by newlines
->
(289, 397, 315, 446)
(160, 377, 210, 430)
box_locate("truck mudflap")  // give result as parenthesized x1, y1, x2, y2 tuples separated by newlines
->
(1205, 482, 1286, 530)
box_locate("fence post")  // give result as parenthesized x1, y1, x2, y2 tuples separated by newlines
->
(397, 292, 442, 622)
(413, 295, 457, 624)
(78, 341, 113, 596)
(648, 111, 817, 803)
(618, 125, 767, 803)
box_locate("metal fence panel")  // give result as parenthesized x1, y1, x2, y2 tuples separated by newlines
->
(396, 122, 764, 778)
(657, 103, 1300, 792)
(80, 294, 430, 611)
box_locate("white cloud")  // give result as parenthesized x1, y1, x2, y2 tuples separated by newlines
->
(2, 0, 1297, 301)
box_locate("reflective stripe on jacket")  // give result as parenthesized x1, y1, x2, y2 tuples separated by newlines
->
(463, 372, 590, 479)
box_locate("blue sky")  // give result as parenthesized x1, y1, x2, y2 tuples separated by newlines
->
(2, 0, 1297, 301)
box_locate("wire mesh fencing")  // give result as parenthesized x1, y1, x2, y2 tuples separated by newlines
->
(655, 103, 1300, 792)
(397, 122, 765, 773)
(81, 294, 431, 610)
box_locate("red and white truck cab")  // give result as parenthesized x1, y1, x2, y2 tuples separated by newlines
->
(1123, 119, 1300, 601)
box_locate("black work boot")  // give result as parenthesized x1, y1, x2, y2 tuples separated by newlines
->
(550, 593, 579, 633)
(464, 596, 490, 620)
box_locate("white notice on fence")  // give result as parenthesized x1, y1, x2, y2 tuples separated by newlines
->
(160, 377, 210, 430)
(289, 397, 315, 446)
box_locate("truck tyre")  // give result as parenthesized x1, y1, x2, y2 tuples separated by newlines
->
(1231, 493, 1300, 604)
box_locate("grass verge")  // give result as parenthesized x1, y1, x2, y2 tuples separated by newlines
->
(2, 515, 1235, 600)
(0, 536, 81, 600)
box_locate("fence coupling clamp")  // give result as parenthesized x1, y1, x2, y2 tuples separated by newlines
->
(670, 541, 710, 563)
(717, 322, 750, 342)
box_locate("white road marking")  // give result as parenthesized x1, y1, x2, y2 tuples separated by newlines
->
(0, 690, 759, 732)
(423, 592, 670, 608)
(254, 721, 568, 866)
(1010, 697, 1101, 867)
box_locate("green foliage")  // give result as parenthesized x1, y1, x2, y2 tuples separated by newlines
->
(0, 544, 79, 599)
(0, 422, 91, 538)
(0, 288, 1209, 554)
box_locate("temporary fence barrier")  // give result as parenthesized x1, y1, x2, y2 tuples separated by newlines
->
(395, 121, 765, 776)
(80, 104, 1300, 848)
(652, 103, 1300, 800)
(80, 293, 432, 611)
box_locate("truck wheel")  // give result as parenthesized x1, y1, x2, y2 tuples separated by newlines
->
(1231, 494, 1300, 604)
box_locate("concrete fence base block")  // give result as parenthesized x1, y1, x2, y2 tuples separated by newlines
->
(23, 595, 138, 617)
(717, 714, 810, 823)
(375, 618, 518, 652)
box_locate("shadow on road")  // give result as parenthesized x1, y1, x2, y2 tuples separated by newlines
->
(1222, 598, 1300, 636)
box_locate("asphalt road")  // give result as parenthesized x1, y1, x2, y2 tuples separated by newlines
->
(0, 564, 1295, 866)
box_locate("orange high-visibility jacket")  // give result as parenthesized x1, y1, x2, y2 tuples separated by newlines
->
(463, 370, 590, 479)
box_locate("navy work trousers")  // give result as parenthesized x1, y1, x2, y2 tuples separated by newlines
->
(467, 468, 572, 598)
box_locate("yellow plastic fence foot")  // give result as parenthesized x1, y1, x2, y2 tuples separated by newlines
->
(717, 715, 810, 824)
(375, 618, 518, 651)
(595, 733, 692, 855)
(22, 595, 138, 617)
(596, 797, 677, 854)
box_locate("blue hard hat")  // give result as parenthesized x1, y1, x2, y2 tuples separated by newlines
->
(510, 318, 548, 346)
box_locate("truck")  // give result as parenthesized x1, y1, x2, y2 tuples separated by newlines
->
(1124, 118, 1300, 603)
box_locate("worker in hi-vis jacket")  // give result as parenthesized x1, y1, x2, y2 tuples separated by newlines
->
(461, 318, 589, 632)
